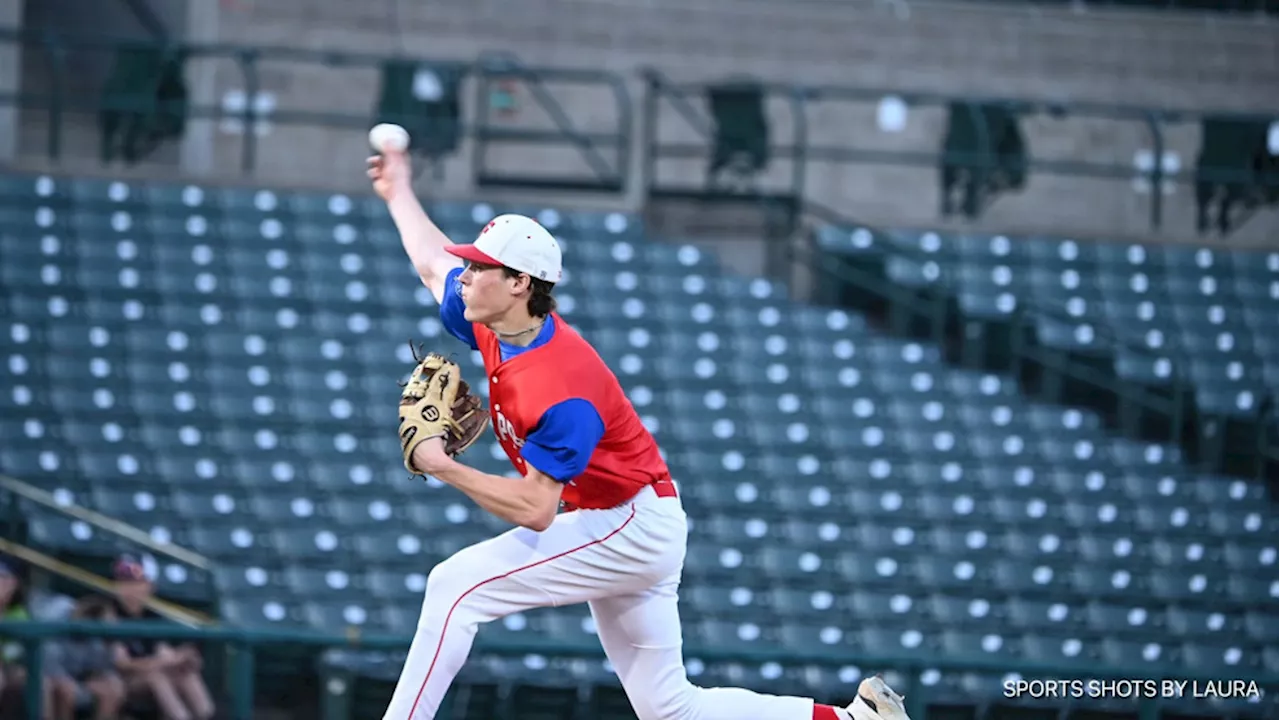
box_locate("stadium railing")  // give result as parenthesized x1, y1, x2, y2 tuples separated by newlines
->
(641, 71, 1277, 235)
(2, 619, 1275, 720)
(791, 197, 1193, 442)
(954, 0, 1277, 14)
(0, 474, 213, 581)
(2, 27, 1274, 224)
(0, 27, 632, 189)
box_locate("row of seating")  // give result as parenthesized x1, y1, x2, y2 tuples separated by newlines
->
(25, 503, 1275, 605)
(820, 227, 1278, 420)
(211, 564, 1275, 632)
(0, 176, 638, 236)
(20, 483, 1276, 558)
(221, 593, 1276, 672)
(3, 413, 1257, 490)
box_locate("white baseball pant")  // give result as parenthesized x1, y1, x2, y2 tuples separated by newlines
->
(381, 483, 820, 720)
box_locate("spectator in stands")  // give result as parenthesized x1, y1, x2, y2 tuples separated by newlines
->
(46, 595, 126, 720)
(0, 560, 78, 720)
(110, 556, 215, 720)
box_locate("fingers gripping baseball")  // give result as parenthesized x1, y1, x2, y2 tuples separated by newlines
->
(398, 347, 489, 474)
(366, 153, 411, 205)
(367, 123, 412, 202)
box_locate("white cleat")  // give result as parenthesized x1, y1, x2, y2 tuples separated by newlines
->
(845, 675, 912, 720)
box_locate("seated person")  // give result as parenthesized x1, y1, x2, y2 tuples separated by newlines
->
(110, 556, 215, 720)
(0, 560, 77, 720)
(45, 596, 126, 720)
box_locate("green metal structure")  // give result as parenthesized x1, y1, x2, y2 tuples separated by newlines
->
(1, 28, 1274, 230)
(1, 620, 1275, 720)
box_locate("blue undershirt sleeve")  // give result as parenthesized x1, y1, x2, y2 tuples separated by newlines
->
(438, 267, 478, 350)
(520, 399, 606, 483)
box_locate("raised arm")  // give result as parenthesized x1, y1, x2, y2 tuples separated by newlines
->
(367, 150, 463, 303)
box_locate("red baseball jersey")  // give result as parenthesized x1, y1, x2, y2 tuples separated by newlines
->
(473, 313, 671, 510)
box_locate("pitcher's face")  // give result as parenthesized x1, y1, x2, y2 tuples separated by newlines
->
(458, 262, 529, 325)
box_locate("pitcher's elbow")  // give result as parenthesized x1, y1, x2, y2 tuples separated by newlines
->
(518, 506, 556, 532)
(522, 515, 554, 533)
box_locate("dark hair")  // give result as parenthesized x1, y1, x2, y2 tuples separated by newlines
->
(502, 267, 557, 318)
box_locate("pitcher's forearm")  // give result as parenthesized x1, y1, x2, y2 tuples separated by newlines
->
(386, 192, 462, 302)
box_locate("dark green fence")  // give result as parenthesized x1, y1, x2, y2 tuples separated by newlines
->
(958, 0, 1277, 14)
(3, 621, 1275, 720)
(2, 27, 1274, 229)
(643, 70, 1277, 234)
(0, 28, 632, 189)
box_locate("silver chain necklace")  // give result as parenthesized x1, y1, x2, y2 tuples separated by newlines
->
(493, 318, 546, 339)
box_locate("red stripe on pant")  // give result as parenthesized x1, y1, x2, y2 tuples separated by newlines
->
(406, 504, 639, 718)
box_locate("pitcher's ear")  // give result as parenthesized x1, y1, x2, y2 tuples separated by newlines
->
(508, 272, 532, 294)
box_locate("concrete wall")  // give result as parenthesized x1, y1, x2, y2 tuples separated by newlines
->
(0, 0, 23, 163)
(10, 0, 1279, 245)
(15, 0, 186, 173)
(210, 0, 1278, 244)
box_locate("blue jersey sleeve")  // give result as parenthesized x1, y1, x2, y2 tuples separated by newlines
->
(521, 399, 606, 483)
(438, 267, 477, 350)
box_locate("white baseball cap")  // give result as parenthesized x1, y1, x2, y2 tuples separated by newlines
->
(445, 214, 562, 283)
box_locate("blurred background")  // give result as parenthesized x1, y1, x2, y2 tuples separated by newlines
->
(0, 0, 1276, 719)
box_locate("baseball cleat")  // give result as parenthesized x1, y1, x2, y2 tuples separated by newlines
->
(845, 675, 911, 720)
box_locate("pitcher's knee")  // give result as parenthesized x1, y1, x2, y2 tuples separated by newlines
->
(422, 558, 464, 610)
(420, 553, 497, 628)
(630, 680, 695, 720)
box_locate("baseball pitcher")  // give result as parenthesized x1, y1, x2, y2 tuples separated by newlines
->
(368, 147, 912, 720)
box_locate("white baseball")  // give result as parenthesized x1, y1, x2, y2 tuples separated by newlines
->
(369, 123, 410, 153)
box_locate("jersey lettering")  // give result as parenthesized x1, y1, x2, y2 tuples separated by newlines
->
(493, 409, 525, 450)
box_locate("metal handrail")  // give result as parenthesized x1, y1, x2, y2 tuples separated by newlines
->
(0, 538, 211, 626)
(2, 619, 1274, 720)
(788, 224, 1186, 424)
(0, 27, 632, 180)
(951, 0, 1276, 13)
(643, 72, 1276, 241)
(1254, 393, 1279, 480)
(0, 474, 213, 571)
(799, 199, 1188, 370)
(796, 200, 1193, 444)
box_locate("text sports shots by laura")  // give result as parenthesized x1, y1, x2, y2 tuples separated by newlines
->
(366, 128, 913, 720)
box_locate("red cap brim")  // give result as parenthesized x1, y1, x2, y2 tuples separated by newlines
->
(444, 244, 503, 267)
